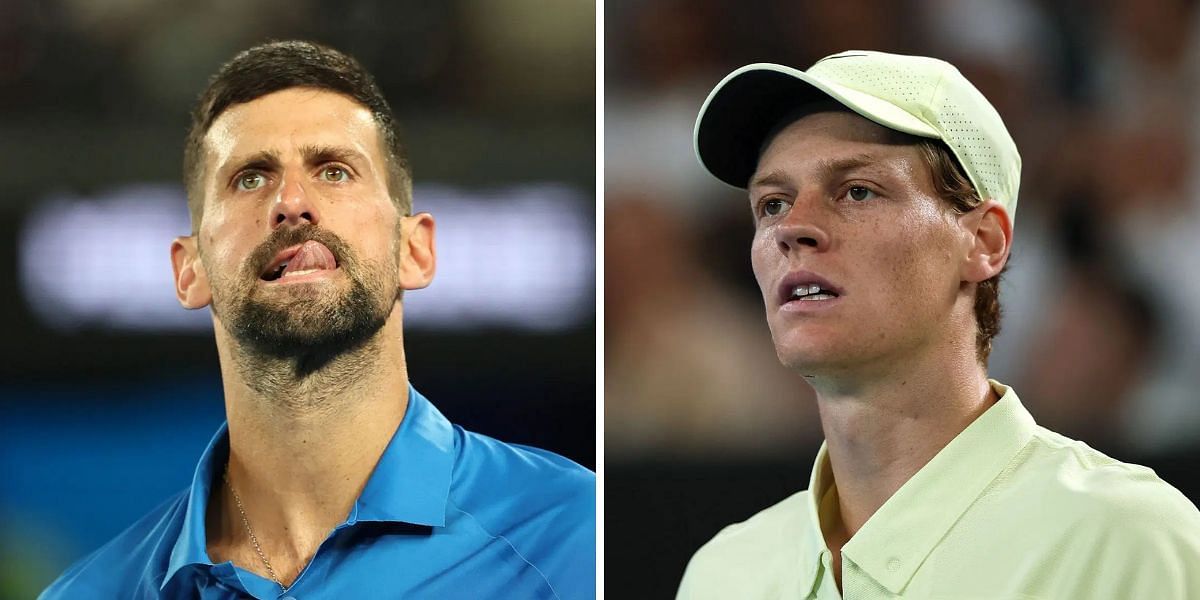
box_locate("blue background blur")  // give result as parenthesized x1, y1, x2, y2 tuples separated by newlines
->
(0, 1, 595, 597)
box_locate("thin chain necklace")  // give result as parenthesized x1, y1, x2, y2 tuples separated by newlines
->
(223, 464, 285, 590)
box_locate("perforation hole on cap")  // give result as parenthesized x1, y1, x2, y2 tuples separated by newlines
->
(812, 59, 1010, 202)
(936, 101, 1001, 195)
(819, 62, 938, 103)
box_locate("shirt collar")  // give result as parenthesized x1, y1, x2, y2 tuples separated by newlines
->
(799, 380, 1036, 595)
(163, 419, 228, 590)
(162, 384, 455, 590)
(352, 385, 455, 526)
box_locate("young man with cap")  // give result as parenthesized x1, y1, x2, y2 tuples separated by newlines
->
(678, 51, 1200, 599)
(40, 41, 594, 599)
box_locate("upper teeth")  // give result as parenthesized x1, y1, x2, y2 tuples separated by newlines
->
(793, 284, 823, 298)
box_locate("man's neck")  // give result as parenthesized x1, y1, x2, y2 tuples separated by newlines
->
(809, 334, 996, 543)
(206, 308, 410, 585)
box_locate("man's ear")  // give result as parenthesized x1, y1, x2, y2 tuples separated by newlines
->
(171, 236, 213, 309)
(398, 213, 436, 290)
(960, 199, 1012, 284)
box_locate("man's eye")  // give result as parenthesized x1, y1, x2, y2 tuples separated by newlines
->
(760, 198, 788, 217)
(236, 173, 265, 191)
(322, 166, 349, 182)
(848, 186, 875, 201)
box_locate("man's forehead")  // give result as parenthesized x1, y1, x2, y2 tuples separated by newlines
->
(203, 88, 380, 166)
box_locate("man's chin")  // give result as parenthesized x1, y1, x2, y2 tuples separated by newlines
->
(774, 342, 853, 375)
(227, 298, 388, 359)
(214, 265, 397, 361)
(234, 317, 386, 359)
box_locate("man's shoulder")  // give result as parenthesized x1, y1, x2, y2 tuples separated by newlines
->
(448, 426, 594, 535)
(1003, 426, 1200, 583)
(452, 426, 594, 503)
(679, 490, 813, 598)
(448, 428, 595, 600)
(697, 489, 811, 553)
(965, 427, 1200, 595)
(40, 490, 189, 599)
(1022, 427, 1200, 525)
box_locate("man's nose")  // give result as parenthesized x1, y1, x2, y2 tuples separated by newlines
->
(773, 194, 831, 254)
(269, 175, 321, 228)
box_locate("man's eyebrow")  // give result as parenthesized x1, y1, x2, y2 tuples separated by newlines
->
(748, 169, 792, 191)
(749, 154, 885, 191)
(816, 154, 882, 180)
(223, 149, 282, 176)
(299, 144, 368, 167)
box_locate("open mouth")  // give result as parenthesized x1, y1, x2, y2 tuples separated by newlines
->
(787, 283, 840, 302)
(260, 240, 339, 282)
(777, 272, 843, 305)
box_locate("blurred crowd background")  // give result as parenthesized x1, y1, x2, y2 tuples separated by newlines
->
(0, 1, 594, 597)
(606, 0, 1200, 596)
(7, 0, 1200, 596)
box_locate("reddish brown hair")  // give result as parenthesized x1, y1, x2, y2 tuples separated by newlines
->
(916, 140, 1004, 364)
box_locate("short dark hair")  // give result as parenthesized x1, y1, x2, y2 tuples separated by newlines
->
(182, 40, 412, 231)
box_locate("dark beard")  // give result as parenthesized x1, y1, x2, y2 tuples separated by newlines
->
(208, 224, 398, 376)
(231, 273, 389, 366)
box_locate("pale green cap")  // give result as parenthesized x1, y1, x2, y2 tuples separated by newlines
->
(694, 50, 1022, 224)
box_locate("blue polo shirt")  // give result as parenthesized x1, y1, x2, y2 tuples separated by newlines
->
(40, 386, 595, 599)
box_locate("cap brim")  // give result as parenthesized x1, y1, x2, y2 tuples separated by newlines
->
(694, 63, 940, 189)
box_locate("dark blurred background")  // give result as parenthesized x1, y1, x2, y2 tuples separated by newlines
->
(0, 1, 595, 597)
(606, 0, 1200, 596)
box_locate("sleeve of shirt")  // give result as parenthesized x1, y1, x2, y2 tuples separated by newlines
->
(1081, 482, 1200, 599)
(501, 449, 597, 600)
(530, 473, 596, 600)
(1106, 512, 1200, 597)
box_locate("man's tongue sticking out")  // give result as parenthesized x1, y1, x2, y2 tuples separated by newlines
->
(283, 240, 337, 277)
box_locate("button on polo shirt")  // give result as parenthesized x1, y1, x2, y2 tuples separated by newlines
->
(42, 385, 595, 600)
(677, 381, 1200, 599)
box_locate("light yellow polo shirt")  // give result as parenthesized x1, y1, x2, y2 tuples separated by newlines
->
(677, 381, 1200, 599)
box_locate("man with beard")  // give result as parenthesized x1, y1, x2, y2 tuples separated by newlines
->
(41, 41, 594, 600)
